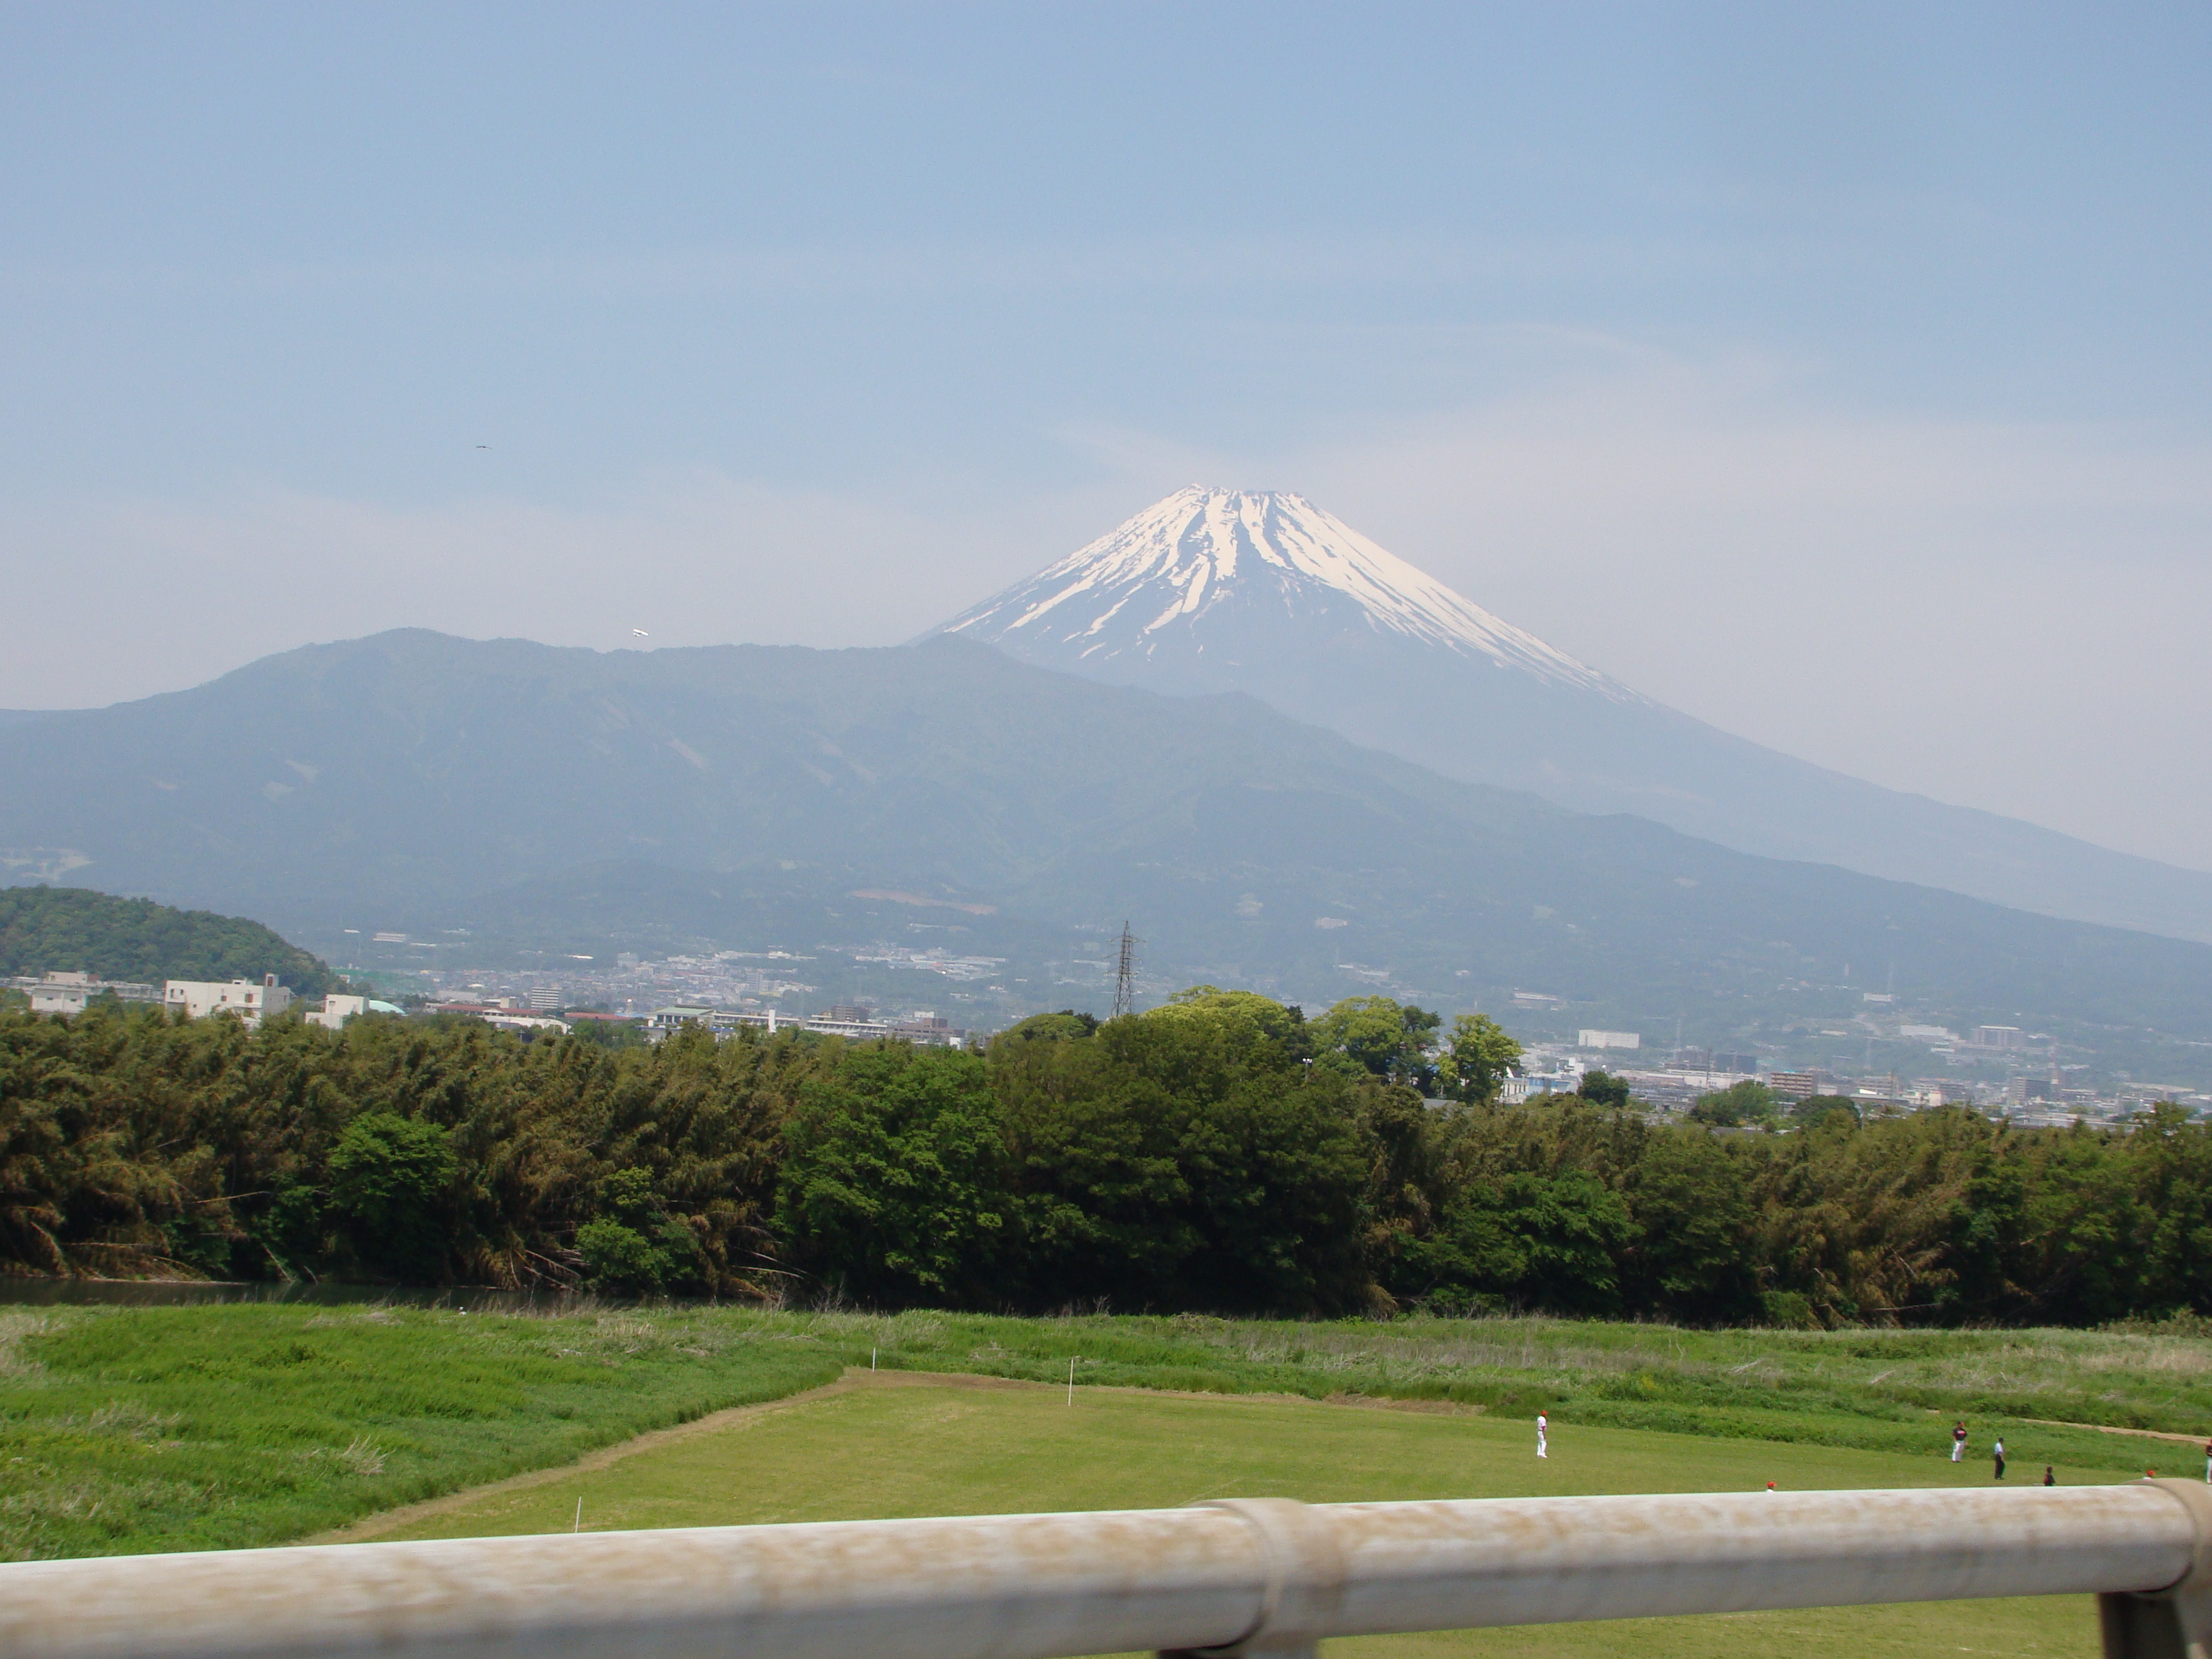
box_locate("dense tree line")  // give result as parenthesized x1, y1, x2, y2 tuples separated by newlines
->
(1, 991, 2207, 1326)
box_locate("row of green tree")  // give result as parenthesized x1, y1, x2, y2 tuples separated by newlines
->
(2, 991, 2206, 1326)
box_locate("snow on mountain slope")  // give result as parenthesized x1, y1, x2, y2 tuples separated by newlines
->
(939, 486, 1637, 701)
(927, 487, 2212, 945)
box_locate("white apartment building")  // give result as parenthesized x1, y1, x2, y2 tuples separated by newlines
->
(164, 974, 294, 1029)
(306, 993, 370, 1030)
(1576, 1029, 1641, 1050)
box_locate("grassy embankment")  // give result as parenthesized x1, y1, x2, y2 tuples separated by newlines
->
(0, 1304, 840, 1559)
(5, 1302, 2210, 1564)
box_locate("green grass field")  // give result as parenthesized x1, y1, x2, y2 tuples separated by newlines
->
(0, 1303, 842, 1559)
(4, 1299, 2209, 1659)
(353, 1369, 2102, 1659)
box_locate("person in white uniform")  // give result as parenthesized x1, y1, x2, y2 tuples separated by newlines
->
(1536, 1411, 1548, 1458)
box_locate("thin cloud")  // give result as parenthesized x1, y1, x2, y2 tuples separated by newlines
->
(7, 358, 2209, 870)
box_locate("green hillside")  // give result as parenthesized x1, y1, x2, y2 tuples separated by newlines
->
(0, 630, 2205, 1074)
(0, 886, 337, 997)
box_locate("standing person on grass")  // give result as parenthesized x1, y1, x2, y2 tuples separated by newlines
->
(1536, 1410, 1548, 1459)
(1952, 1422, 1968, 1463)
(2203, 1440, 2210, 1483)
(1993, 1438, 2007, 1480)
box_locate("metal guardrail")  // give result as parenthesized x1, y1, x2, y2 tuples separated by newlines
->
(2, 1483, 2208, 1659)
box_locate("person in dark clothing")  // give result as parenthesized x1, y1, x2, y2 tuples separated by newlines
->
(2043, 1466, 2056, 1486)
(1992, 1438, 2007, 1480)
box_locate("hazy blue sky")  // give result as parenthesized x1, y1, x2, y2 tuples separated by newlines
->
(4, 4, 2210, 866)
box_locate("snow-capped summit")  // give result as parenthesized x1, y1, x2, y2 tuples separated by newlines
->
(938, 486, 1628, 698)
(923, 485, 2212, 945)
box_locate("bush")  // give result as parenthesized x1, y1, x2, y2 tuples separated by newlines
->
(577, 1167, 703, 1293)
(326, 1113, 458, 1282)
(776, 1046, 1009, 1305)
(1689, 1080, 1780, 1128)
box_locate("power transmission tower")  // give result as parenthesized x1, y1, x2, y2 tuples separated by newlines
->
(1110, 921, 1140, 1019)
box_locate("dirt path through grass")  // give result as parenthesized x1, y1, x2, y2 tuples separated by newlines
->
(312, 1370, 1043, 1543)
(320, 1368, 1481, 1543)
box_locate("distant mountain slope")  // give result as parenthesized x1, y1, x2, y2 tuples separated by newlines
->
(933, 486, 2212, 943)
(0, 886, 337, 995)
(0, 629, 2205, 1051)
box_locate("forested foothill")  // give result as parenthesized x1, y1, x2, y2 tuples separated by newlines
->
(0, 886, 341, 997)
(2, 988, 2208, 1328)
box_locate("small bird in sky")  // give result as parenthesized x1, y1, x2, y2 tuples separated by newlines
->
(474, 444, 489, 449)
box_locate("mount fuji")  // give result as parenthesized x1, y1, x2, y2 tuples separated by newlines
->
(934, 486, 2212, 943)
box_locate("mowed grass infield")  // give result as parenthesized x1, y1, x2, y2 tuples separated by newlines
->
(346, 1369, 2101, 1659)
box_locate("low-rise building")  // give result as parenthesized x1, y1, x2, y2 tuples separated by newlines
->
(8, 970, 159, 1014)
(647, 1004, 723, 1034)
(305, 993, 405, 1028)
(642, 1005, 967, 1047)
(485, 1012, 570, 1034)
(1658, 1048, 1761, 1084)
(1502, 1059, 1585, 1102)
(307, 994, 371, 1030)
(163, 974, 294, 1029)
(1576, 1029, 1640, 1051)
(1765, 1070, 1825, 1102)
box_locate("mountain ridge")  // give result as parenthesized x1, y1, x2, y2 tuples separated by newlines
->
(0, 629, 2206, 1078)
(931, 488, 2212, 944)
